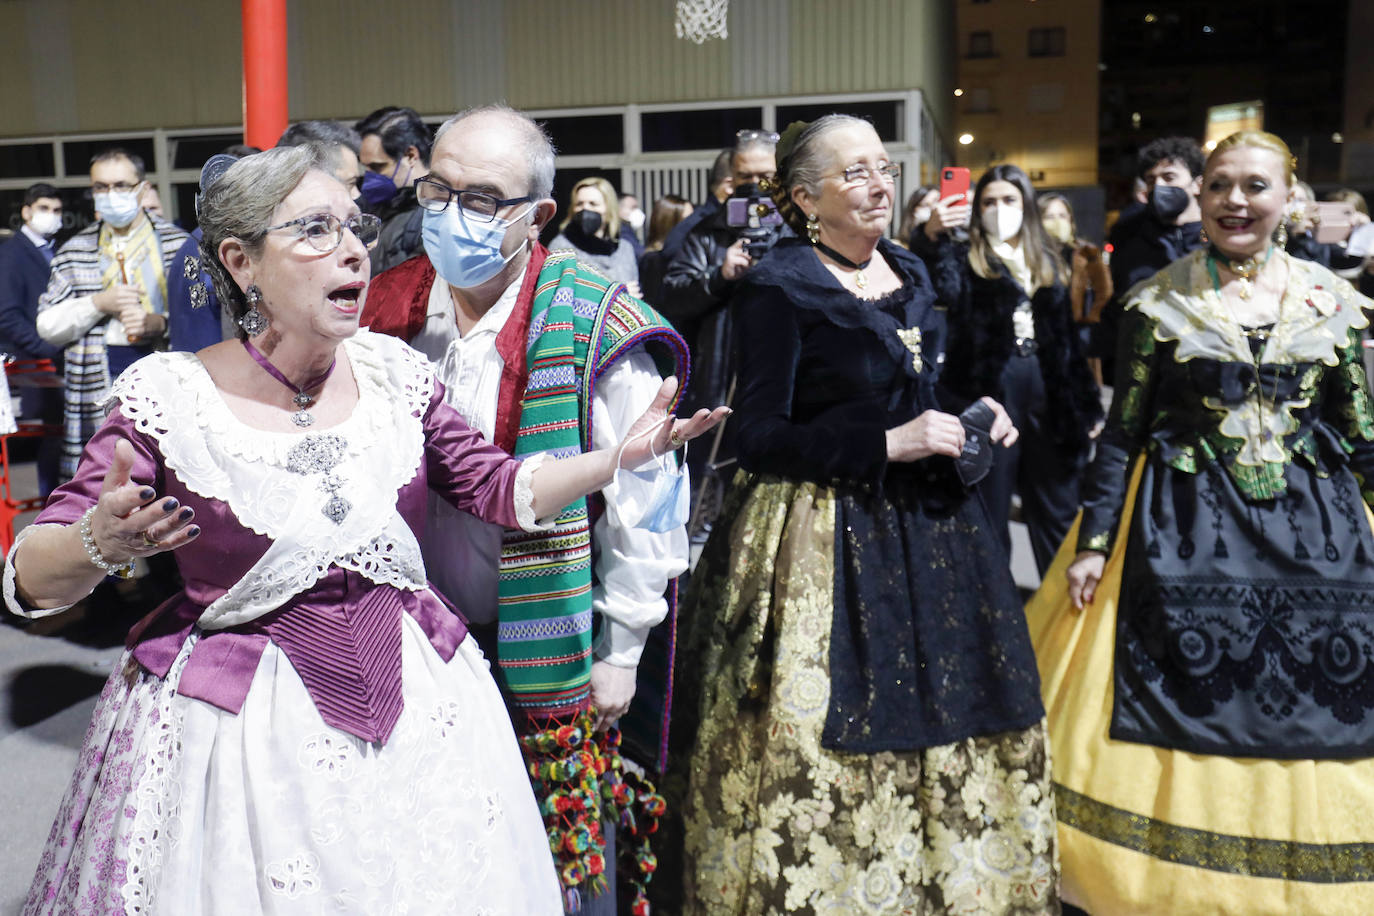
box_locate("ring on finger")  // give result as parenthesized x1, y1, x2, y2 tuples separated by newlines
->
(141, 530, 159, 549)
(669, 428, 684, 448)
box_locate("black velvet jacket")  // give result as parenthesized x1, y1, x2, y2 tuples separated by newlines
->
(726, 237, 1046, 751)
(913, 232, 1102, 456)
(733, 237, 953, 489)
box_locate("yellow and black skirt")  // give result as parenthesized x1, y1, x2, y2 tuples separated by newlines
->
(1028, 460, 1374, 915)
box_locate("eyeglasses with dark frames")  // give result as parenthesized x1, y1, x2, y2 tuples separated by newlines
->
(414, 177, 532, 222)
(91, 181, 143, 194)
(262, 212, 381, 252)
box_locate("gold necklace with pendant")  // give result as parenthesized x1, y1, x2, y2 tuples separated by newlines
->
(1214, 245, 1272, 300)
(813, 239, 873, 289)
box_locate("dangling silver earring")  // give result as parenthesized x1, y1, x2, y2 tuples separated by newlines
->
(239, 285, 269, 336)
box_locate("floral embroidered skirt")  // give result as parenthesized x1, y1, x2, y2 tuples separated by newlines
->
(1027, 459, 1374, 915)
(670, 475, 1059, 915)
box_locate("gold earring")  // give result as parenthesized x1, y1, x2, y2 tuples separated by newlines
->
(806, 213, 820, 244)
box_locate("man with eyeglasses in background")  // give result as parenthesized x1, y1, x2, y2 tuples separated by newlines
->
(36, 148, 188, 481)
(662, 128, 790, 545)
(361, 103, 689, 914)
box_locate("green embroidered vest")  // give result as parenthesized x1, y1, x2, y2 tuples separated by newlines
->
(496, 250, 688, 716)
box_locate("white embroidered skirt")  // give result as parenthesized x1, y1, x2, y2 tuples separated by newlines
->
(23, 618, 562, 915)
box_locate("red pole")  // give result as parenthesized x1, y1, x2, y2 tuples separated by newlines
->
(242, 0, 288, 149)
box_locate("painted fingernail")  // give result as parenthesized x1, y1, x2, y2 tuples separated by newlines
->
(162, 498, 179, 512)
(139, 487, 156, 500)
(178, 507, 194, 521)
(187, 526, 201, 538)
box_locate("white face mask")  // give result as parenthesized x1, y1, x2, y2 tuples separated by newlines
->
(981, 204, 1023, 243)
(28, 210, 62, 237)
(626, 208, 646, 231)
(913, 206, 932, 225)
(95, 188, 142, 228)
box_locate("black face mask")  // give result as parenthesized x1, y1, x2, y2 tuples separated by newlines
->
(573, 209, 603, 238)
(1149, 184, 1191, 224)
(955, 400, 997, 487)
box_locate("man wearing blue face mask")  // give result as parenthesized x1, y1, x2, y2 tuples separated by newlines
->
(354, 105, 432, 273)
(363, 103, 690, 914)
(36, 148, 188, 480)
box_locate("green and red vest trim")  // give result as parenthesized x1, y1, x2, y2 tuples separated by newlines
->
(497, 248, 688, 717)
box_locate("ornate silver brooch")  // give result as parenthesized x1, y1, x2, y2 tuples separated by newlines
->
(285, 435, 351, 524)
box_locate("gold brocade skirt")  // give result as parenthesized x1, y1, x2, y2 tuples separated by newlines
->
(1027, 459, 1374, 915)
(676, 475, 1058, 916)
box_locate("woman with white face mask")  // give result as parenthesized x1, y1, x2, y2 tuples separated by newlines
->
(1039, 192, 1113, 385)
(913, 163, 1102, 575)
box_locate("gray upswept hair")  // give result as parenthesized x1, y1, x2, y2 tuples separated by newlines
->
(197, 144, 323, 337)
(773, 114, 871, 237)
(434, 104, 557, 202)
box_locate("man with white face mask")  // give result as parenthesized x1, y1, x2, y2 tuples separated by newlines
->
(0, 183, 66, 495)
(362, 104, 689, 914)
(35, 149, 187, 480)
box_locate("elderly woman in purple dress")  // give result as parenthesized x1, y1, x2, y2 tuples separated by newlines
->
(7, 144, 723, 915)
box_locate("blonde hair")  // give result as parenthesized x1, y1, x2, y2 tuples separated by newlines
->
(559, 176, 620, 239)
(1327, 187, 1370, 217)
(1205, 131, 1296, 186)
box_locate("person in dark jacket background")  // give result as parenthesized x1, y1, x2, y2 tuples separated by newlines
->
(354, 106, 432, 272)
(914, 163, 1103, 574)
(0, 183, 65, 496)
(1093, 137, 1206, 381)
(661, 131, 787, 539)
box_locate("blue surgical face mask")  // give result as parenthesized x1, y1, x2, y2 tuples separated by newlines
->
(607, 439, 690, 533)
(95, 189, 142, 228)
(360, 170, 398, 206)
(421, 200, 534, 289)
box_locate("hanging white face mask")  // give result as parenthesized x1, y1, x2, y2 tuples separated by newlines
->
(605, 431, 689, 533)
(981, 204, 1023, 243)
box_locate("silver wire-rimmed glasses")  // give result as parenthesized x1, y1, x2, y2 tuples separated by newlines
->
(835, 162, 902, 185)
(263, 213, 381, 252)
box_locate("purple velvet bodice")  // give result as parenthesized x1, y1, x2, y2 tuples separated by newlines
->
(31, 375, 524, 745)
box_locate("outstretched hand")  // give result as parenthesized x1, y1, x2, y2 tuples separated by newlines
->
(89, 438, 200, 564)
(616, 376, 731, 471)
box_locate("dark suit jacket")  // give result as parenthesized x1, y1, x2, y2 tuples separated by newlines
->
(0, 232, 61, 360)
